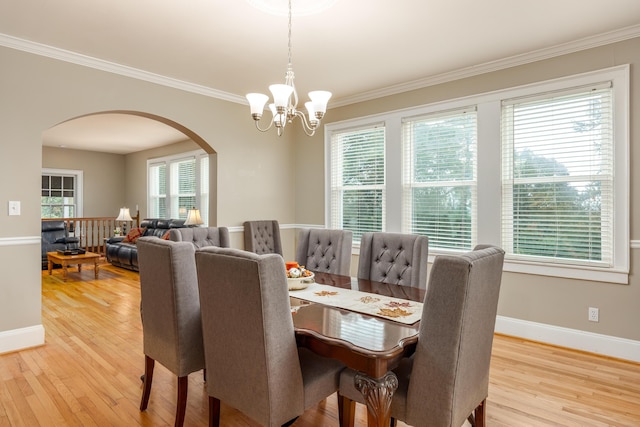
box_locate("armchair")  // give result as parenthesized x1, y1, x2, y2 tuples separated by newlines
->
(41, 220, 79, 269)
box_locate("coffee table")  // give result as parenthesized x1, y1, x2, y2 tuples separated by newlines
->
(47, 251, 100, 282)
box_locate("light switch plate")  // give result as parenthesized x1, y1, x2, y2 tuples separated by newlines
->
(8, 201, 20, 216)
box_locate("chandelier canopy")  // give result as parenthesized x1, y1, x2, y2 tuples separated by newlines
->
(246, 0, 332, 137)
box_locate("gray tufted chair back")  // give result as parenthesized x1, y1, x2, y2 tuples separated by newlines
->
(195, 247, 344, 426)
(169, 226, 230, 249)
(357, 232, 429, 289)
(295, 228, 353, 276)
(243, 220, 283, 256)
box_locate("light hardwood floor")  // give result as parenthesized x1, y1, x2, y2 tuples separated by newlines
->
(0, 263, 638, 426)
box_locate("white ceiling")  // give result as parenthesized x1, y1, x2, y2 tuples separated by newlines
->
(1, 0, 639, 154)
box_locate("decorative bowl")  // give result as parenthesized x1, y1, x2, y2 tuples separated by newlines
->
(288, 272, 315, 290)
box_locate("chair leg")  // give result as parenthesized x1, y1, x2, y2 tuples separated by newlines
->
(281, 416, 299, 427)
(175, 376, 188, 427)
(474, 399, 486, 427)
(140, 355, 155, 411)
(337, 395, 356, 427)
(209, 396, 221, 427)
(390, 417, 397, 427)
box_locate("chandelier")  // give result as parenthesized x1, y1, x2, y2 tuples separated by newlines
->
(246, 0, 332, 137)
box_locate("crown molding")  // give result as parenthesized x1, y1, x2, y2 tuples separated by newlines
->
(331, 24, 640, 107)
(0, 33, 247, 105)
(2, 24, 639, 109)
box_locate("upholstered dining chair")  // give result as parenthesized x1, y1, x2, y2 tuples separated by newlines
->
(357, 232, 429, 289)
(137, 237, 205, 427)
(339, 245, 505, 427)
(169, 226, 230, 249)
(243, 220, 283, 256)
(195, 246, 345, 427)
(295, 228, 353, 276)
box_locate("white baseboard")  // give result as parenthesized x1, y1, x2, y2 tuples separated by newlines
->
(0, 325, 45, 354)
(496, 315, 640, 363)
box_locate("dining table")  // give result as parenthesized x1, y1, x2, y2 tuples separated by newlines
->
(290, 271, 426, 427)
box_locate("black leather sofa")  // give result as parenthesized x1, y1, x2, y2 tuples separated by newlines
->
(41, 220, 80, 269)
(106, 218, 188, 271)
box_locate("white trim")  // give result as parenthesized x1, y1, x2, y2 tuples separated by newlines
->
(495, 315, 640, 363)
(0, 236, 41, 246)
(331, 25, 640, 107)
(2, 25, 639, 108)
(0, 325, 45, 355)
(0, 33, 246, 105)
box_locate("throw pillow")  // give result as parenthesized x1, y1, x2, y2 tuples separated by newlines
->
(123, 227, 146, 243)
(161, 231, 171, 240)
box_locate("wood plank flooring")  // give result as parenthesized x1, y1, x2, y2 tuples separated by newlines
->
(0, 263, 638, 426)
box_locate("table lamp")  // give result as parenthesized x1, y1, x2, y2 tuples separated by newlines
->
(184, 208, 204, 227)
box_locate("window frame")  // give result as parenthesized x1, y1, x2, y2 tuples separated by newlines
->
(324, 65, 629, 283)
(41, 168, 83, 218)
(146, 149, 209, 226)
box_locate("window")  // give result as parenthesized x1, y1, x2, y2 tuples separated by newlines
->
(329, 124, 385, 242)
(403, 108, 477, 251)
(502, 85, 613, 267)
(147, 150, 209, 225)
(325, 65, 628, 282)
(41, 169, 83, 218)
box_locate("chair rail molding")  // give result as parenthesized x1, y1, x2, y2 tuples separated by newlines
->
(0, 236, 41, 246)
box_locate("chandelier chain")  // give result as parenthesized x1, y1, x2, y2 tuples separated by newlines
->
(287, 0, 293, 66)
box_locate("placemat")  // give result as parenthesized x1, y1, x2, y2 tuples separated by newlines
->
(290, 283, 422, 325)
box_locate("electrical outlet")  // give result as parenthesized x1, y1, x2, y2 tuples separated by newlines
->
(588, 307, 599, 322)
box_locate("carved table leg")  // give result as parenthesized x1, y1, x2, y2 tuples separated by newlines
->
(355, 371, 398, 427)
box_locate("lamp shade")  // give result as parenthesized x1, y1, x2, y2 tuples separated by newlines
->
(246, 93, 269, 115)
(269, 84, 294, 109)
(184, 208, 204, 226)
(116, 207, 133, 222)
(308, 90, 332, 115)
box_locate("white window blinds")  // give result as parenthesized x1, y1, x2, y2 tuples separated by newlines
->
(402, 108, 477, 250)
(170, 157, 196, 218)
(147, 151, 208, 225)
(501, 84, 613, 266)
(330, 125, 385, 241)
(148, 163, 166, 218)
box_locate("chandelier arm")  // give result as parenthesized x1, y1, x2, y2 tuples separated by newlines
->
(294, 111, 318, 137)
(254, 119, 275, 133)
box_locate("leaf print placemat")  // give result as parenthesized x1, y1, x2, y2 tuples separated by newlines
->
(290, 283, 422, 325)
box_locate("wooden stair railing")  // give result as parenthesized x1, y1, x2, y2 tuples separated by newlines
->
(42, 211, 140, 257)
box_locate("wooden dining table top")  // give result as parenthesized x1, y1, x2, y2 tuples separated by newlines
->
(291, 271, 426, 376)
